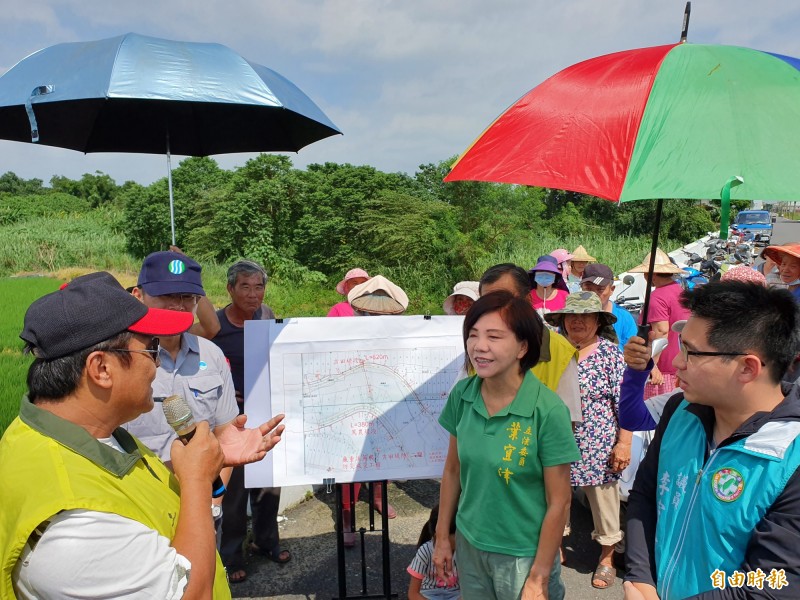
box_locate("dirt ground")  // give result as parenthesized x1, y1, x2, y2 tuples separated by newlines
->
(227, 479, 624, 600)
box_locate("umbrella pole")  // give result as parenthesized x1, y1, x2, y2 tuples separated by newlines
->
(638, 198, 664, 340)
(680, 2, 691, 43)
(166, 133, 176, 246)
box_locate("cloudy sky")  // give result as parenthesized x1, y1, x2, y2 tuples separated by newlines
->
(1, 0, 799, 186)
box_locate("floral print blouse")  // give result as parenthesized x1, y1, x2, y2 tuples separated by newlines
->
(571, 336, 625, 487)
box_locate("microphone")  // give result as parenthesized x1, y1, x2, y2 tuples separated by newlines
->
(162, 394, 226, 498)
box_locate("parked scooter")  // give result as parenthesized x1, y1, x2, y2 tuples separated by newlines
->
(615, 274, 643, 317)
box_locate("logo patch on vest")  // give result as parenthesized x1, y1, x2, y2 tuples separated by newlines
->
(168, 260, 185, 275)
(712, 468, 744, 502)
(198, 361, 208, 370)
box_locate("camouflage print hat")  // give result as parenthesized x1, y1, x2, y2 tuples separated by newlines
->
(544, 291, 617, 330)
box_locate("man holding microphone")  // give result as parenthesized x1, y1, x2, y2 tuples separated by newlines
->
(0, 272, 284, 598)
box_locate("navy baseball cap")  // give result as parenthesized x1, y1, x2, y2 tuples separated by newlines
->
(21, 272, 194, 359)
(137, 251, 206, 297)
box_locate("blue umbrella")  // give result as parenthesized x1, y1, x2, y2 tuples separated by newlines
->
(0, 33, 341, 243)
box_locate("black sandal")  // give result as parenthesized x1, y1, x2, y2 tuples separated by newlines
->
(249, 543, 292, 563)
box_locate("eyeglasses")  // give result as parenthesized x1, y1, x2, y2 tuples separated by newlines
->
(161, 293, 199, 307)
(677, 335, 754, 364)
(111, 337, 161, 365)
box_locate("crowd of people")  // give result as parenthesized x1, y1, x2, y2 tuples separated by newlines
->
(2, 238, 800, 599)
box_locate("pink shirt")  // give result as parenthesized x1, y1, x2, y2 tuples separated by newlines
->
(530, 288, 569, 313)
(327, 301, 354, 317)
(643, 281, 690, 375)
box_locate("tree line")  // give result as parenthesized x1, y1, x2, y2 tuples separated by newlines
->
(0, 156, 726, 289)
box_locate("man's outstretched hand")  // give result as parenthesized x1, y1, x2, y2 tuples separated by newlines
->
(216, 414, 285, 467)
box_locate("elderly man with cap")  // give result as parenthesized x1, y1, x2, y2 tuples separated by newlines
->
(0, 272, 284, 599)
(580, 263, 638, 351)
(125, 252, 239, 506)
(328, 268, 370, 317)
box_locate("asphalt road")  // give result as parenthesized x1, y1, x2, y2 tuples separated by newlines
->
(770, 216, 800, 246)
(229, 216, 800, 600)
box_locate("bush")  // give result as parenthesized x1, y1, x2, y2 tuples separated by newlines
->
(0, 192, 90, 226)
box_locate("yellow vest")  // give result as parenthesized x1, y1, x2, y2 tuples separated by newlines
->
(0, 410, 231, 599)
(532, 328, 578, 392)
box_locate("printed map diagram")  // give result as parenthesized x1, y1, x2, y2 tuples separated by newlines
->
(297, 348, 457, 481)
(267, 316, 464, 486)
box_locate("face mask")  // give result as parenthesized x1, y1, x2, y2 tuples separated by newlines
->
(789, 278, 800, 286)
(534, 273, 556, 288)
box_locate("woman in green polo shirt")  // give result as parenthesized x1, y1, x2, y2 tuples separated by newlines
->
(434, 291, 580, 600)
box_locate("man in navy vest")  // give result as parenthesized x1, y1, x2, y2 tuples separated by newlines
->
(624, 281, 800, 600)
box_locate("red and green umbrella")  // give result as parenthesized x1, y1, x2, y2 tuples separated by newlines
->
(445, 31, 800, 328)
(445, 41, 800, 236)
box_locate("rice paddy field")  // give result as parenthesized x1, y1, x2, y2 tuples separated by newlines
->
(0, 224, 677, 437)
(0, 277, 61, 437)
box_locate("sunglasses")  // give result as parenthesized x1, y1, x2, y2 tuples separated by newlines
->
(677, 335, 763, 366)
(112, 337, 161, 365)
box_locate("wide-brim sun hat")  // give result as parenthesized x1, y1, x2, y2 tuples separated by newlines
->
(549, 248, 574, 265)
(570, 245, 596, 262)
(544, 291, 617, 329)
(528, 255, 569, 292)
(763, 243, 800, 265)
(629, 248, 687, 275)
(529, 255, 561, 276)
(336, 268, 370, 295)
(348, 275, 409, 315)
(443, 281, 480, 315)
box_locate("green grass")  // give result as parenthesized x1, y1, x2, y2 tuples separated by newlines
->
(478, 231, 665, 277)
(0, 209, 138, 278)
(0, 277, 61, 437)
(0, 212, 686, 436)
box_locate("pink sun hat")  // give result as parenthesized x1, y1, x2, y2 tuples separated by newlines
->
(335, 268, 370, 295)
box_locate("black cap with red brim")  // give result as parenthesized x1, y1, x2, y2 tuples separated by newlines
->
(21, 271, 193, 359)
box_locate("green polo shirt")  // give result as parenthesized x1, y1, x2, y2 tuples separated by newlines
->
(439, 371, 579, 557)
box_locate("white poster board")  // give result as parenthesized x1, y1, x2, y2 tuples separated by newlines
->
(244, 315, 464, 487)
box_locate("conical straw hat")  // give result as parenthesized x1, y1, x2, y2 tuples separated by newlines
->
(570, 245, 596, 262)
(629, 248, 687, 274)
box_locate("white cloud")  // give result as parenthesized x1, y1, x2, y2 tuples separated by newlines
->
(0, 0, 799, 183)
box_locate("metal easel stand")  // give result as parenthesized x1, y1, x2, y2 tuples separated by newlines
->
(328, 479, 396, 599)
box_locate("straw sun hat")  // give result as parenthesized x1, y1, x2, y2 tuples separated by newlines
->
(570, 245, 596, 262)
(628, 248, 687, 275)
